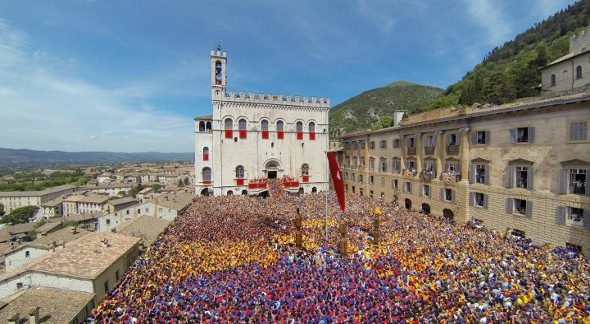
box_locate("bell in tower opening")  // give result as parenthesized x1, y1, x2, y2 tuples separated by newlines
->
(215, 61, 222, 85)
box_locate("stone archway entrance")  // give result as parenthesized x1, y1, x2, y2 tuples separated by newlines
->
(421, 203, 431, 215)
(311, 187, 317, 193)
(241, 190, 248, 196)
(298, 188, 304, 195)
(442, 208, 454, 221)
(405, 198, 412, 210)
(227, 190, 233, 196)
(200, 188, 211, 196)
(264, 160, 282, 179)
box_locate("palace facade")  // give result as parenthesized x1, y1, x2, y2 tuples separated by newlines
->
(195, 47, 330, 196)
(341, 93, 590, 255)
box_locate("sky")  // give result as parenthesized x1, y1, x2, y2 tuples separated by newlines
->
(0, 0, 579, 153)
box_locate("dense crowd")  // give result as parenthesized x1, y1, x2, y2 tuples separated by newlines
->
(93, 189, 590, 322)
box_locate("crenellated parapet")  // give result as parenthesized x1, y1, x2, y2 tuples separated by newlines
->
(216, 90, 330, 109)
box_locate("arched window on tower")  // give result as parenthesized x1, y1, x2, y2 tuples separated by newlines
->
(261, 120, 269, 139)
(276, 120, 284, 140)
(308, 122, 316, 140)
(202, 147, 209, 161)
(235, 165, 245, 185)
(301, 163, 310, 182)
(550, 74, 556, 87)
(202, 167, 212, 184)
(576, 65, 583, 79)
(296, 121, 303, 140)
(239, 119, 247, 139)
(215, 61, 222, 85)
(206, 122, 212, 132)
(199, 121, 205, 132)
(224, 118, 233, 138)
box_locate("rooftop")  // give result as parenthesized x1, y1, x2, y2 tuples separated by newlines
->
(0, 286, 94, 324)
(107, 197, 137, 207)
(80, 183, 134, 190)
(116, 215, 170, 246)
(64, 194, 110, 204)
(28, 231, 139, 279)
(28, 226, 90, 250)
(0, 185, 76, 198)
(150, 192, 193, 211)
(65, 212, 103, 223)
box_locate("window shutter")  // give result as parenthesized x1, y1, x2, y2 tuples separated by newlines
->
(469, 192, 474, 206)
(507, 166, 515, 188)
(584, 209, 590, 229)
(440, 188, 445, 201)
(506, 198, 513, 214)
(527, 167, 534, 190)
(509, 128, 517, 143)
(483, 194, 489, 209)
(485, 131, 491, 144)
(468, 164, 475, 184)
(451, 189, 456, 202)
(528, 127, 535, 143)
(484, 164, 490, 185)
(558, 169, 568, 194)
(556, 206, 566, 225)
(526, 201, 533, 218)
(471, 132, 477, 144)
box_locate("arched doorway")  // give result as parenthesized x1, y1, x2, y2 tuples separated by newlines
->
(259, 190, 269, 198)
(298, 188, 304, 195)
(421, 203, 431, 215)
(227, 190, 233, 196)
(264, 160, 281, 179)
(311, 187, 317, 193)
(405, 198, 412, 210)
(442, 208, 454, 221)
(200, 188, 211, 196)
(241, 190, 248, 196)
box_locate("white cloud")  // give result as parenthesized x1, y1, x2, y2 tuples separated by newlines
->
(464, 0, 512, 46)
(0, 19, 194, 153)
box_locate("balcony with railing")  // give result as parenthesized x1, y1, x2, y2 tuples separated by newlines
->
(406, 146, 416, 155)
(446, 145, 459, 155)
(403, 168, 417, 179)
(424, 146, 435, 156)
(440, 172, 461, 185)
(420, 170, 435, 182)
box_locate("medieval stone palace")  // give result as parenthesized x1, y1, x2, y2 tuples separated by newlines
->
(194, 47, 330, 196)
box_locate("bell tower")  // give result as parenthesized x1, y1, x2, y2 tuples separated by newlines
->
(211, 43, 227, 98)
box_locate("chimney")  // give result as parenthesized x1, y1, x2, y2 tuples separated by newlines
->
(7, 313, 19, 324)
(29, 307, 40, 324)
(70, 226, 78, 234)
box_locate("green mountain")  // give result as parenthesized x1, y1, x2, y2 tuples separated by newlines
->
(426, 0, 590, 109)
(329, 81, 444, 138)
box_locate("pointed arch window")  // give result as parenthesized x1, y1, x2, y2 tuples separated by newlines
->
(296, 121, 303, 140)
(301, 163, 310, 182)
(261, 120, 269, 139)
(224, 118, 233, 138)
(235, 165, 245, 185)
(309, 122, 316, 140)
(202, 167, 212, 184)
(238, 119, 247, 139)
(276, 120, 284, 140)
(576, 65, 583, 79)
(202, 147, 209, 161)
(198, 121, 206, 132)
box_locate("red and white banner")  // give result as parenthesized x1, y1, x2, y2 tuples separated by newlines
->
(326, 151, 345, 212)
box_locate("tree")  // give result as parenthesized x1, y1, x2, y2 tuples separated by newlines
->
(1, 206, 39, 224)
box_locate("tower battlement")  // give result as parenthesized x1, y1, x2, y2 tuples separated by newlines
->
(218, 90, 330, 108)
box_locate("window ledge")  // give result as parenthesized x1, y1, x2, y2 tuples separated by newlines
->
(565, 140, 590, 144)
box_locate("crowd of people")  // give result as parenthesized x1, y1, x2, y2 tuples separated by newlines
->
(92, 190, 590, 322)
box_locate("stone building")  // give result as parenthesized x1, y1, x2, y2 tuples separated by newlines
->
(63, 194, 110, 216)
(341, 92, 590, 256)
(0, 231, 140, 319)
(194, 46, 330, 196)
(0, 185, 77, 214)
(541, 29, 590, 93)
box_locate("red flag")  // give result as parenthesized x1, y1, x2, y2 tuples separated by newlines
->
(326, 151, 345, 212)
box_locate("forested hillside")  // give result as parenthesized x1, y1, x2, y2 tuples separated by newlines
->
(426, 0, 590, 109)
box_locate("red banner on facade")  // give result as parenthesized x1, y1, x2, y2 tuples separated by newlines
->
(326, 151, 345, 212)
